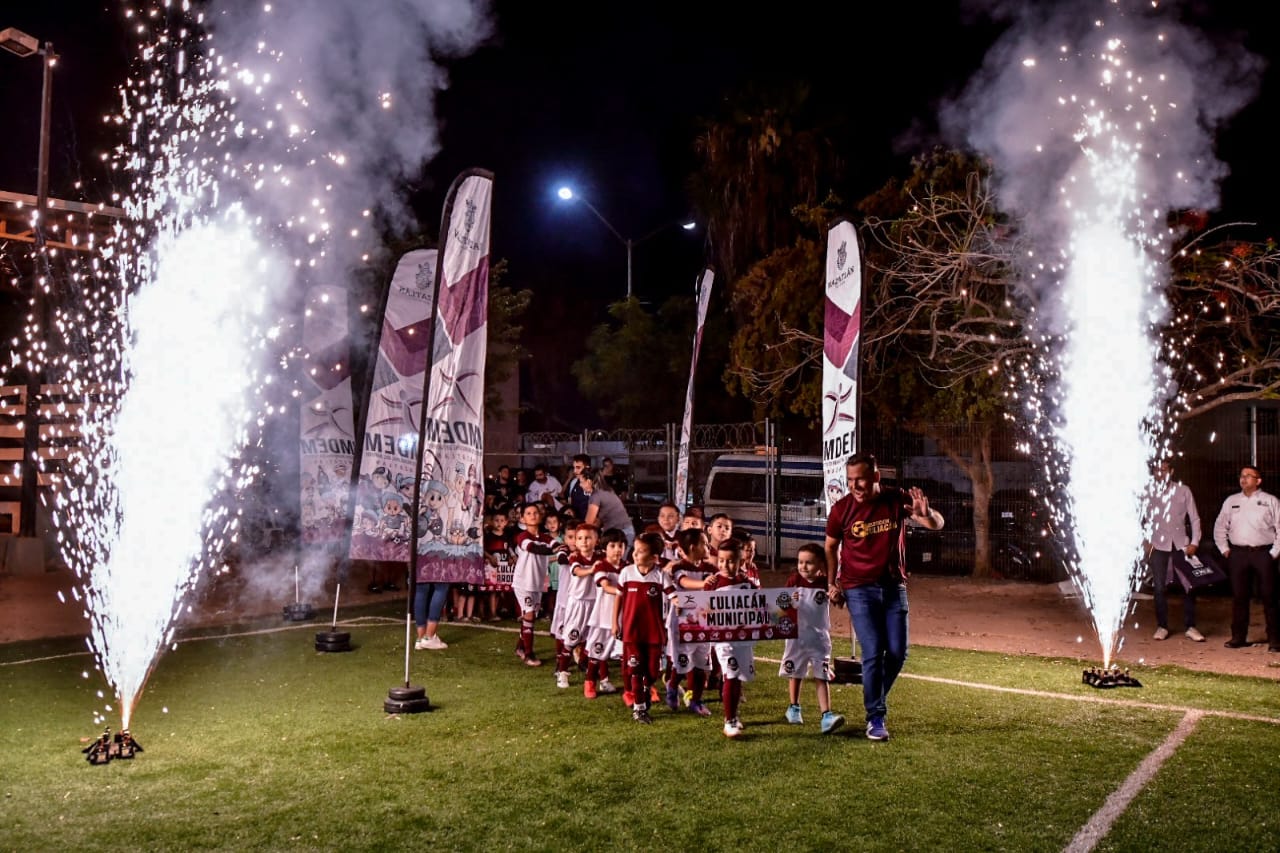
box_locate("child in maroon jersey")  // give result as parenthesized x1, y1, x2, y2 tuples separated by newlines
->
(704, 538, 759, 738)
(611, 532, 676, 724)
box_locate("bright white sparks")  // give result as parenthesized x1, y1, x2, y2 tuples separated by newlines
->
(1042, 26, 1166, 667)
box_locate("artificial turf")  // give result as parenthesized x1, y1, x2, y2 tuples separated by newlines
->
(1, 610, 1276, 851)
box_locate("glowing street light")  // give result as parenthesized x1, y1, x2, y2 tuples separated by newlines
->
(556, 185, 695, 299)
(2, 26, 57, 542)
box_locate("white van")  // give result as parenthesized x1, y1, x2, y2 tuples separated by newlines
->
(702, 453, 896, 564)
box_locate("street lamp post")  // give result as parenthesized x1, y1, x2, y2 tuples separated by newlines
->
(557, 186, 695, 300)
(2, 27, 57, 542)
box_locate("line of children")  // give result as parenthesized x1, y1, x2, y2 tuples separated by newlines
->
(499, 524, 848, 739)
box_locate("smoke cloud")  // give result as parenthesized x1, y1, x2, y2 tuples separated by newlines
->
(941, 0, 1263, 255)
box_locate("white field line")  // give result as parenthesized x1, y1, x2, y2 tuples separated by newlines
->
(6, 627, 1280, 730)
(1063, 710, 1204, 853)
(899, 671, 1280, 726)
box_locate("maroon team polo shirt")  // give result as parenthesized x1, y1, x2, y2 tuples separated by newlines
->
(825, 487, 911, 588)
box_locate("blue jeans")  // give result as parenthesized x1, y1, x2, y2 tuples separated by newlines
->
(413, 582, 450, 627)
(846, 582, 909, 721)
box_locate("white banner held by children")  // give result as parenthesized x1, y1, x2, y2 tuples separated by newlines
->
(674, 588, 799, 643)
(821, 219, 862, 513)
(299, 284, 356, 547)
(412, 169, 493, 584)
(674, 267, 714, 509)
(348, 249, 438, 563)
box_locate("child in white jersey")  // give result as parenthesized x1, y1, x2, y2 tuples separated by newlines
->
(779, 543, 845, 734)
(551, 522, 599, 689)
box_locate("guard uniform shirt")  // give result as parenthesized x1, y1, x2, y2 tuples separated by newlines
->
(1212, 489, 1280, 559)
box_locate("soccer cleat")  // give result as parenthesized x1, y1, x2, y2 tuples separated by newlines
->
(1185, 627, 1205, 642)
(681, 688, 694, 708)
(583, 680, 598, 700)
(723, 718, 743, 738)
(622, 690, 635, 706)
(1224, 640, 1251, 648)
(555, 671, 570, 689)
(650, 686, 662, 704)
(665, 686, 680, 711)
(785, 704, 803, 725)
(597, 679, 618, 695)
(1152, 627, 1169, 641)
(524, 655, 543, 667)
(515, 646, 527, 660)
(689, 701, 711, 717)
(633, 708, 653, 725)
(866, 717, 889, 741)
(820, 711, 846, 735)
(424, 635, 448, 650)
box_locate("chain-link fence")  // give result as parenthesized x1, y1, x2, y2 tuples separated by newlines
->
(480, 403, 1280, 581)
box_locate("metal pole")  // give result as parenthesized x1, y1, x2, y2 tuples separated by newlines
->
(19, 43, 54, 539)
(626, 238, 633, 300)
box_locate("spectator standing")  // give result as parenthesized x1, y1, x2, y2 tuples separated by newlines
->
(1146, 460, 1205, 642)
(1212, 465, 1280, 651)
(563, 454, 592, 519)
(580, 469, 636, 547)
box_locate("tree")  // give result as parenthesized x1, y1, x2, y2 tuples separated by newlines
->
(723, 200, 833, 418)
(571, 295, 698, 427)
(689, 83, 840, 286)
(1164, 229, 1280, 419)
(857, 149, 1030, 578)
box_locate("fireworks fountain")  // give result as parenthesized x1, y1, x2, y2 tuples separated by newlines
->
(948, 1, 1261, 668)
(28, 1, 489, 735)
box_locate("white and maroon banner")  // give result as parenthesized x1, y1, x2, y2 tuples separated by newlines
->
(413, 170, 492, 584)
(348, 249, 438, 563)
(299, 284, 356, 546)
(674, 267, 714, 509)
(821, 219, 861, 513)
(674, 587, 799, 643)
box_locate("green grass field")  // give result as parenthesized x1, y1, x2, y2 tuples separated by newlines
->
(2, 603, 1278, 852)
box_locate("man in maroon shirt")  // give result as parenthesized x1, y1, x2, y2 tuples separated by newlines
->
(824, 454, 943, 741)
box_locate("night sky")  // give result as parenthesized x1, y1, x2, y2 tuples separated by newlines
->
(2, 1, 1278, 429)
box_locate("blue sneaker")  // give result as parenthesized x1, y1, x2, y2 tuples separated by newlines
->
(865, 716, 889, 741)
(820, 711, 846, 734)
(784, 704, 803, 725)
(665, 685, 680, 711)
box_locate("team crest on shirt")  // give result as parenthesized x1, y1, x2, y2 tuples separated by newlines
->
(775, 592, 793, 609)
(523, 595, 536, 608)
(647, 586, 660, 598)
(815, 590, 828, 605)
(783, 660, 795, 674)
(568, 629, 580, 642)
(592, 642, 605, 655)
(626, 655, 639, 668)
(849, 518, 896, 538)
(677, 654, 689, 667)
(726, 657, 739, 671)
